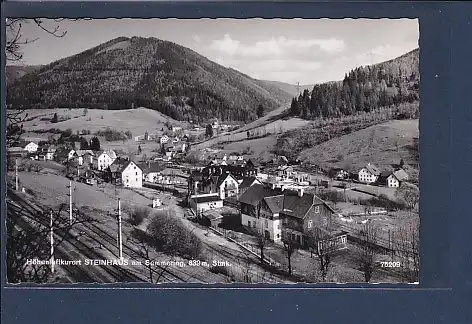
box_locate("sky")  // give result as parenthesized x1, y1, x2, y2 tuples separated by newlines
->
(11, 18, 418, 85)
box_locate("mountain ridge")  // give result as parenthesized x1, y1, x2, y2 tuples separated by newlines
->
(6, 36, 294, 122)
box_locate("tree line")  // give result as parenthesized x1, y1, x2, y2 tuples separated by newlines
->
(289, 50, 419, 120)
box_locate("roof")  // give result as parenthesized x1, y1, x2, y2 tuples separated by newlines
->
(109, 158, 140, 173)
(392, 169, 409, 181)
(139, 162, 165, 174)
(192, 195, 222, 204)
(75, 150, 94, 157)
(189, 171, 204, 181)
(282, 190, 335, 219)
(216, 173, 238, 187)
(239, 177, 260, 190)
(238, 184, 283, 206)
(203, 210, 224, 221)
(364, 163, 381, 176)
(263, 195, 284, 214)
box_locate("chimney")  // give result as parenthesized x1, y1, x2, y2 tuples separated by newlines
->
(298, 188, 304, 197)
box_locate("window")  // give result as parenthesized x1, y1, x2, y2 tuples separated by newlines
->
(136, 178, 138, 182)
(248, 220, 251, 227)
(277, 224, 281, 230)
(136, 172, 138, 176)
(252, 221, 256, 228)
(265, 220, 268, 228)
(315, 206, 320, 213)
(308, 220, 313, 228)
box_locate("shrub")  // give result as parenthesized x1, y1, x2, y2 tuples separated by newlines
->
(127, 205, 151, 226)
(147, 209, 202, 259)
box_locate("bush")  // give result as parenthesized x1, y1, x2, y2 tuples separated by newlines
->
(127, 205, 151, 226)
(147, 210, 202, 259)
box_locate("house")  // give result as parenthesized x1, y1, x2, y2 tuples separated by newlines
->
(23, 142, 38, 153)
(108, 158, 143, 188)
(378, 169, 409, 188)
(74, 150, 94, 166)
(358, 163, 381, 183)
(216, 173, 239, 199)
(189, 193, 224, 217)
(277, 165, 294, 179)
(171, 126, 182, 132)
(238, 184, 285, 242)
(139, 162, 165, 182)
(328, 167, 350, 180)
(45, 145, 57, 160)
(160, 135, 170, 144)
(95, 150, 116, 171)
(279, 189, 339, 248)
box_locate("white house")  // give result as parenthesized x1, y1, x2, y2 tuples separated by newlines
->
(23, 142, 38, 153)
(140, 162, 165, 182)
(96, 151, 115, 171)
(189, 193, 223, 217)
(160, 135, 170, 144)
(358, 163, 381, 183)
(109, 159, 143, 188)
(171, 126, 182, 132)
(386, 169, 409, 188)
(216, 173, 240, 199)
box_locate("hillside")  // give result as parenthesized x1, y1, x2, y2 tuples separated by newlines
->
(289, 48, 419, 119)
(5, 65, 42, 84)
(257, 80, 315, 97)
(298, 119, 419, 179)
(18, 107, 184, 137)
(6, 36, 293, 122)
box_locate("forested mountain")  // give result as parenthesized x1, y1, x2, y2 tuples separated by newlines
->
(257, 80, 315, 97)
(6, 37, 293, 122)
(289, 48, 419, 119)
(5, 65, 42, 84)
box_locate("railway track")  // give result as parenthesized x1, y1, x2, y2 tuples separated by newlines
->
(8, 196, 143, 283)
(7, 188, 210, 284)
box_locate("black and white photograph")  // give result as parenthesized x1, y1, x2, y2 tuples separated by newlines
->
(5, 18, 420, 284)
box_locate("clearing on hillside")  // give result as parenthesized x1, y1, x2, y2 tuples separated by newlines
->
(299, 119, 419, 176)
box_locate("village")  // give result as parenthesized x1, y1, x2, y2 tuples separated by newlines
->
(7, 116, 420, 284)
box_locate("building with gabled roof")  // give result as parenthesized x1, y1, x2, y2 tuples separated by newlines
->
(108, 158, 142, 188)
(358, 163, 381, 183)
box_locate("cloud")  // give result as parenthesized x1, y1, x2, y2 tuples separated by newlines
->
(209, 34, 345, 58)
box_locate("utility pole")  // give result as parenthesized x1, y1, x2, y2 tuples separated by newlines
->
(15, 158, 19, 191)
(66, 180, 74, 225)
(50, 210, 55, 273)
(117, 198, 123, 259)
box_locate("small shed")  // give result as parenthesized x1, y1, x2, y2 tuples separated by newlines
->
(202, 210, 224, 228)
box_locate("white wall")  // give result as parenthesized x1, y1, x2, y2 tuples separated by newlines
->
(241, 213, 281, 242)
(122, 162, 143, 188)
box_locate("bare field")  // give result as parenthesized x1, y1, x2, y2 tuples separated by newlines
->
(18, 107, 185, 136)
(299, 119, 419, 174)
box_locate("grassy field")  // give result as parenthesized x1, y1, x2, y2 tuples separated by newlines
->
(18, 107, 185, 136)
(299, 119, 419, 176)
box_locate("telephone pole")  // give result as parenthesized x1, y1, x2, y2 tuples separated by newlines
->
(117, 198, 123, 259)
(15, 158, 19, 191)
(66, 180, 74, 225)
(50, 210, 55, 273)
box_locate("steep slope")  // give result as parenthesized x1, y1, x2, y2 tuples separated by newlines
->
(5, 65, 42, 84)
(256, 80, 315, 97)
(289, 48, 419, 119)
(6, 37, 293, 122)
